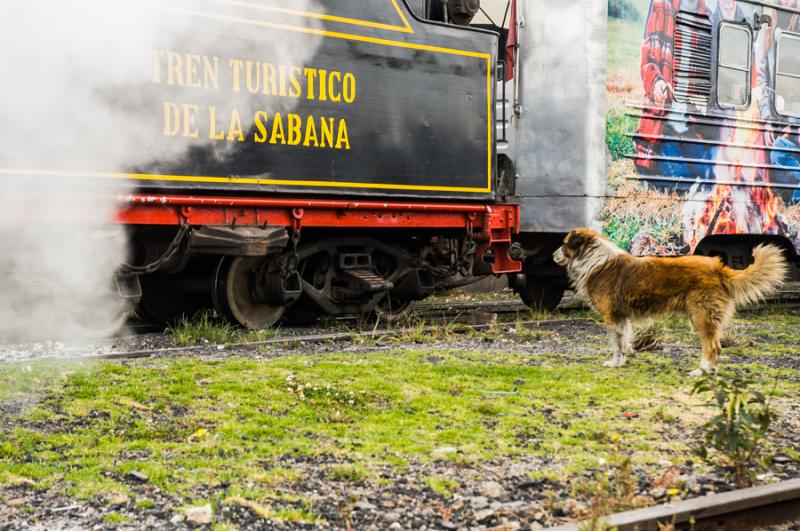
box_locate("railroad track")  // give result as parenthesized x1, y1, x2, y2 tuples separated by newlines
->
(122, 296, 574, 335)
(2, 316, 596, 365)
(4, 285, 800, 365)
(548, 477, 800, 530)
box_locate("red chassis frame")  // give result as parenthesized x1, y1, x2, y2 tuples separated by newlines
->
(117, 194, 522, 274)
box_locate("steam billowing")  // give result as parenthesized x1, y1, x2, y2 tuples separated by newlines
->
(0, 0, 322, 343)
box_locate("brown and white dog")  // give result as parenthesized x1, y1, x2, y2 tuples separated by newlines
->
(553, 228, 788, 375)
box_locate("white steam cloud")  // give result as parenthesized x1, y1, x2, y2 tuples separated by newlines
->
(0, 0, 322, 343)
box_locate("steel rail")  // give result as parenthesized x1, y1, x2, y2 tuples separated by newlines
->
(547, 477, 800, 531)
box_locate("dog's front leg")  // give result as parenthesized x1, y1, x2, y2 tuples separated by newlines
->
(604, 320, 632, 368)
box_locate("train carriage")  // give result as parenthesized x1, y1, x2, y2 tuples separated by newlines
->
(606, 0, 800, 272)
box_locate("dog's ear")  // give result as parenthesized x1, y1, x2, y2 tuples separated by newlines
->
(564, 230, 592, 257)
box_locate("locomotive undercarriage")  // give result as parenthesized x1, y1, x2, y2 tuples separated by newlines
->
(115, 194, 521, 330)
(133, 229, 484, 329)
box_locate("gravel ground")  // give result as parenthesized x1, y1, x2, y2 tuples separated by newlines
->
(2, 440, 799, 530)
(1, 307, 799, 530)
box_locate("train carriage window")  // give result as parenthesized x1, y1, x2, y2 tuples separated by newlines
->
(717, 23, 752, 109)
(776, 33, 800, 117)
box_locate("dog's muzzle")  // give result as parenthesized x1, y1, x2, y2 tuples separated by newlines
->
(553, 246, 568, 266)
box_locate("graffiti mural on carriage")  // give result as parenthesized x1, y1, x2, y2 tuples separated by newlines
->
(605, 0, 800, 255)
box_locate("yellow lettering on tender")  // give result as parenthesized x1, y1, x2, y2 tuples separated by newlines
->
(186, 54, 202, 88)
(264, 63, 278, 96)
(246, 61, 261, 94)
(278, 65, 288, 97)
(343, 73, 356, 104)
(335, 119, 350, 150)
(227, 108, 245, 142)
(304, 67, 318, 100)
(162, 101, 181, 136)
(254, 111, 269, 143)
(152, 49, 165, 84)
(230, 59, 244, 92)
(203, 56, 220, 90)
(303, 116, 319, 147)
(287, 113, 302, 145)
(167, 52, 184, 86)
(318, 70, 328, 102)
(289, 67, 303, 98)
(270, 113, 286, 144)
(320, 117, 335, 148)
(208, 106, 226, 140)
(183, 104, 199, 138)
(328, 71, 342, 102)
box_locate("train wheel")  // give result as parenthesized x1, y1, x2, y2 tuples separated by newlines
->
(212, 256, 285, 330)
(516, 275, 565, 312)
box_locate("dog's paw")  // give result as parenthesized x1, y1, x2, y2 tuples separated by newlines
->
(688, 368, 705, 377)
(603, 359, 625, 368)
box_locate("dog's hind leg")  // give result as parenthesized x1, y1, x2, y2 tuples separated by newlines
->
(688, 310, 723, 377)
(604, 319, 632, 368)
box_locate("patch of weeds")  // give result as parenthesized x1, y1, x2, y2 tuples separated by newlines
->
(327, 464, 368, 483)
(691, 371, 778, 487)
(251, 468, 304, 487)
(246, 328, 280, 342)
(271, 506, 318, 523)
(103, 512, 129, 524)
(169, 311, 240, 346)
(168, 311, 280, 346)
(632, 323, 665, 352)
(387, 319, 461, 344)
(226, 496, 272, 520)
(514, 327, 553, 343)
(525, 309, 555, 322)
(423, 476, 459, 498)
(136, 499, 155, 509)
(447, 383, 464, 396)
(651, 405, 677, 424)
(720, 327, 755, 349)
(284, 374, 380, 423)
(473, 401, 503, 417)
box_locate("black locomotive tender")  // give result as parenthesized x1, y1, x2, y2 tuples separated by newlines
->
(9, 0, 590, 330)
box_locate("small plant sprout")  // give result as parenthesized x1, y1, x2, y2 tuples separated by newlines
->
(691, 371, 779, 487)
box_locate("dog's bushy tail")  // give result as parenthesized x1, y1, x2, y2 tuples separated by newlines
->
(724, 244, 789, 308)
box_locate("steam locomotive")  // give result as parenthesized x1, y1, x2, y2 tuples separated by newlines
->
(4, 0, 796, 332)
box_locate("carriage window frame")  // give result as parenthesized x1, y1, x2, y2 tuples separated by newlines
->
(775, 31, 800, 118)
(716, 22, 752, 110)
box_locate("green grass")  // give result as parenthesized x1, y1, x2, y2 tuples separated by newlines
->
(424, 476, 459, 498)
(103, 512, 129, 524)
(0, 312, 797, 518)
(168, 311, 279, 346)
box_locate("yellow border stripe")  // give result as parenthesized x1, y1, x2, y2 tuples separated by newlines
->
(487, 57, 492, 190)
(391, 0, 413, 32)
(170, 7, 490, 59)
(0, 169, 490, 193)
(203, 0, 413, 33)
